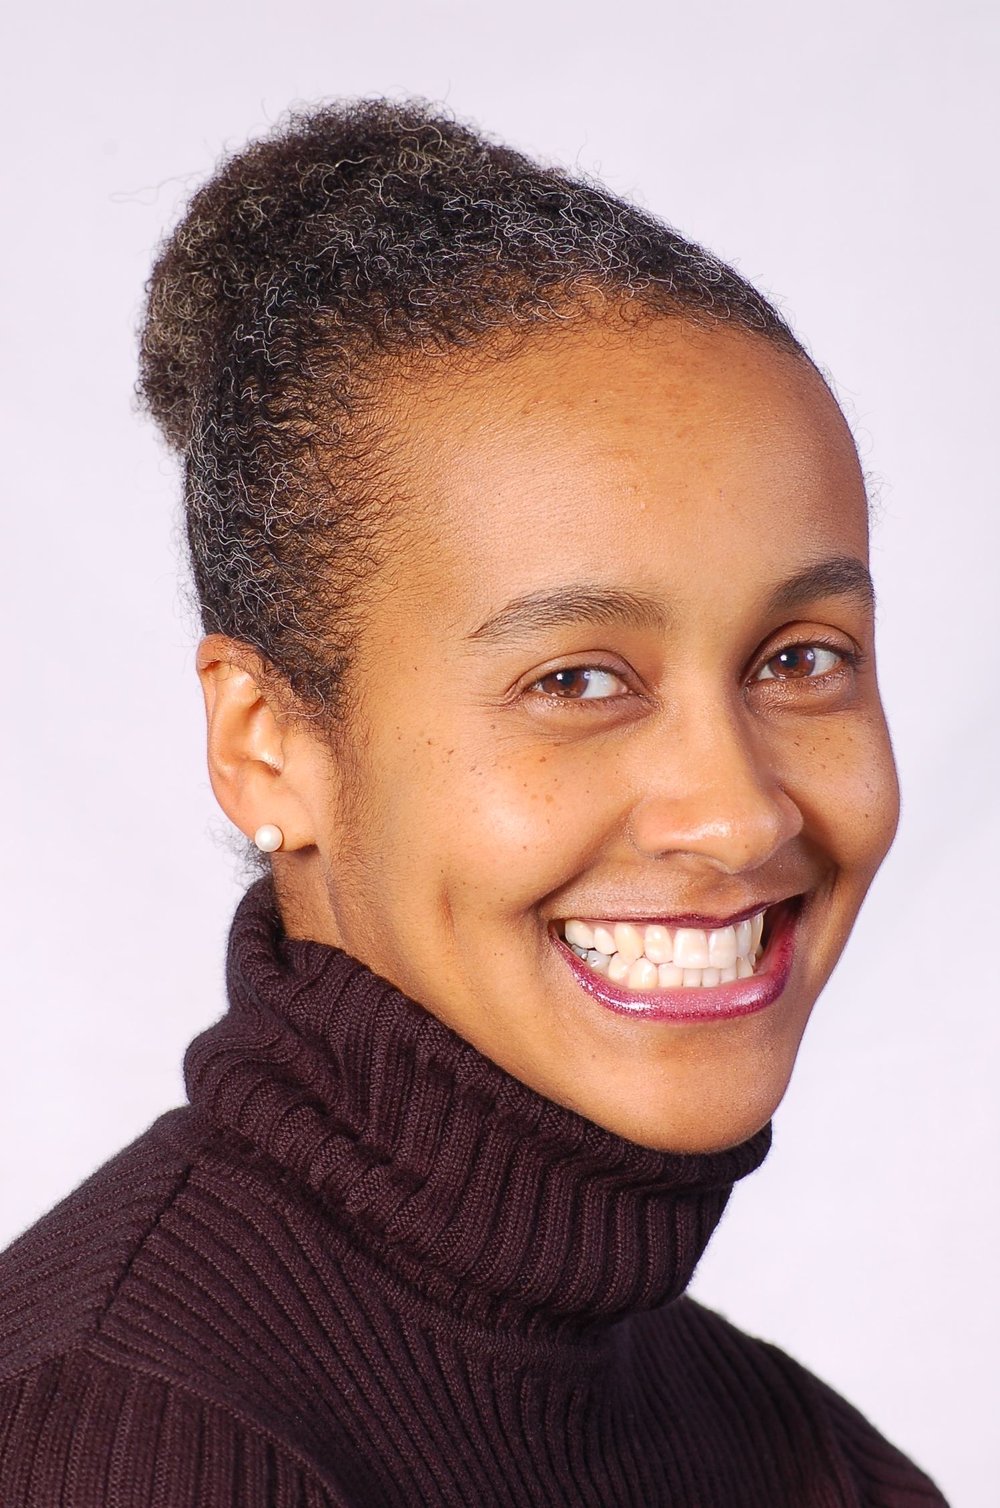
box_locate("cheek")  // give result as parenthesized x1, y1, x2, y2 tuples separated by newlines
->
(780, 709, 900, 876)
(373, 731, 623, 919)
(467, 755, 626, 921)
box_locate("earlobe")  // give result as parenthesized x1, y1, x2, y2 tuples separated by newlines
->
(195, 634, 314, 853)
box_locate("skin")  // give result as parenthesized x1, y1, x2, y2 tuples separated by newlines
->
(198, 317, 900, 1154)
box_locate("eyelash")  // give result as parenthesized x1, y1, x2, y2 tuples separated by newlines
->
(525, 663, 636, 706)
(754, 640, 866, 684)
(525, 640, 866, 705)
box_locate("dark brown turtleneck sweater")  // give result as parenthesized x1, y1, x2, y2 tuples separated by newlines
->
(0, 879, 946, 1506)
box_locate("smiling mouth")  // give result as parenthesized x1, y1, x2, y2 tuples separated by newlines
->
(559, 912, 763, 989)
(551, 899, 802, 1022)
(554, 900, 799, 994)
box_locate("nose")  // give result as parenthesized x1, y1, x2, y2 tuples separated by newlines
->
(627, 703, 803, 875)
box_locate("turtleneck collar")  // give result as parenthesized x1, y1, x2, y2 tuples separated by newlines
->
(184, 878, 770, 1340)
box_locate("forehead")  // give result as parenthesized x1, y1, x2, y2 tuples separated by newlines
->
(381, 318, 869, 623)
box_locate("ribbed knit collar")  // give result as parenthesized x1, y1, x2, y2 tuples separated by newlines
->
(184, 877, 770, 1340)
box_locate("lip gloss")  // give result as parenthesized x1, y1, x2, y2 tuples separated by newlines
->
(554, 900, 800, 1024)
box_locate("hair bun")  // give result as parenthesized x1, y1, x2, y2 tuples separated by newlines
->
(137, 96, 801, 720)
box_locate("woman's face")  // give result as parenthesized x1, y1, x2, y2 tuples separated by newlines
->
(283, 318, 899, 1153)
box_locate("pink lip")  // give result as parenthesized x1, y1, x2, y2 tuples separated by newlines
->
(552, 898, 801, 1024)
(559, 902, 777, 930)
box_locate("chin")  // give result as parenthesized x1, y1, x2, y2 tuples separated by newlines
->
(626, 1110, 776, 1156)
(551, 1034, 800, 1154)
(587, 1093, 781, 1155)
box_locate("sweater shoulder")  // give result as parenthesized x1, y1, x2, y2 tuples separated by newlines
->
(0, 1123, 365, 1504)
(0, 1110, 202, 1383)
(0, 1118, 374, 1495)
(0, 1349, 342, 1507)
(674, 1297, 949, 1506)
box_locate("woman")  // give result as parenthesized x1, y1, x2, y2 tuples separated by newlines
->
(0, 100, 946, 1505)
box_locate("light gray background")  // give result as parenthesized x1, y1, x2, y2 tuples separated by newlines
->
(2, 2, 997, 1502)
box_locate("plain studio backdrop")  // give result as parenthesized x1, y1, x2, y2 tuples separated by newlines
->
(2, 1, 997, 1502)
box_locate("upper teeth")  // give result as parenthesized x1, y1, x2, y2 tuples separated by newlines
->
(562, 912, 765, 990)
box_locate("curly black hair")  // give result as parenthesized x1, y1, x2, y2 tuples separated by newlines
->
(139, 97, 806, 719)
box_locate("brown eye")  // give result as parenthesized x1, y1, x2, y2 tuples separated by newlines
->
(756, 645, 842, 681)
(531, 667, 628, 700)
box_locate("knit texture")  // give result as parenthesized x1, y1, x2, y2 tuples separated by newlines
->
(0, 879, 947, 1505)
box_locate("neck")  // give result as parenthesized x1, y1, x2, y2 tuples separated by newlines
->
(184, 877, 771, 1339)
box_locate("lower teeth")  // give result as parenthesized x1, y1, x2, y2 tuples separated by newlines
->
(569, 943, 760, 989)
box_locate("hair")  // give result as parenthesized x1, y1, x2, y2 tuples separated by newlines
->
(139, 97, 807, 723)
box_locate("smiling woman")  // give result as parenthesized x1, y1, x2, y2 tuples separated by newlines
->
(0, 100, 945, 1506)
(257, 318, 898, 1157)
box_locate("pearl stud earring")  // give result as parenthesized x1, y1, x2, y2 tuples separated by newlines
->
(254, 823, 284, 853)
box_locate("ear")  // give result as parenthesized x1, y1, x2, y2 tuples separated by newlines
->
(195, 634, 323, 853)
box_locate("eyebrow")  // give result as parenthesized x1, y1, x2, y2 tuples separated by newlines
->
(764, 555, 876, 615)
(466, 586, 669, 644)
(465, 554, 875, 646)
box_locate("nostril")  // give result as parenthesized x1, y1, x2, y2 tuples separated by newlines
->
(626, 781, 803, 874)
